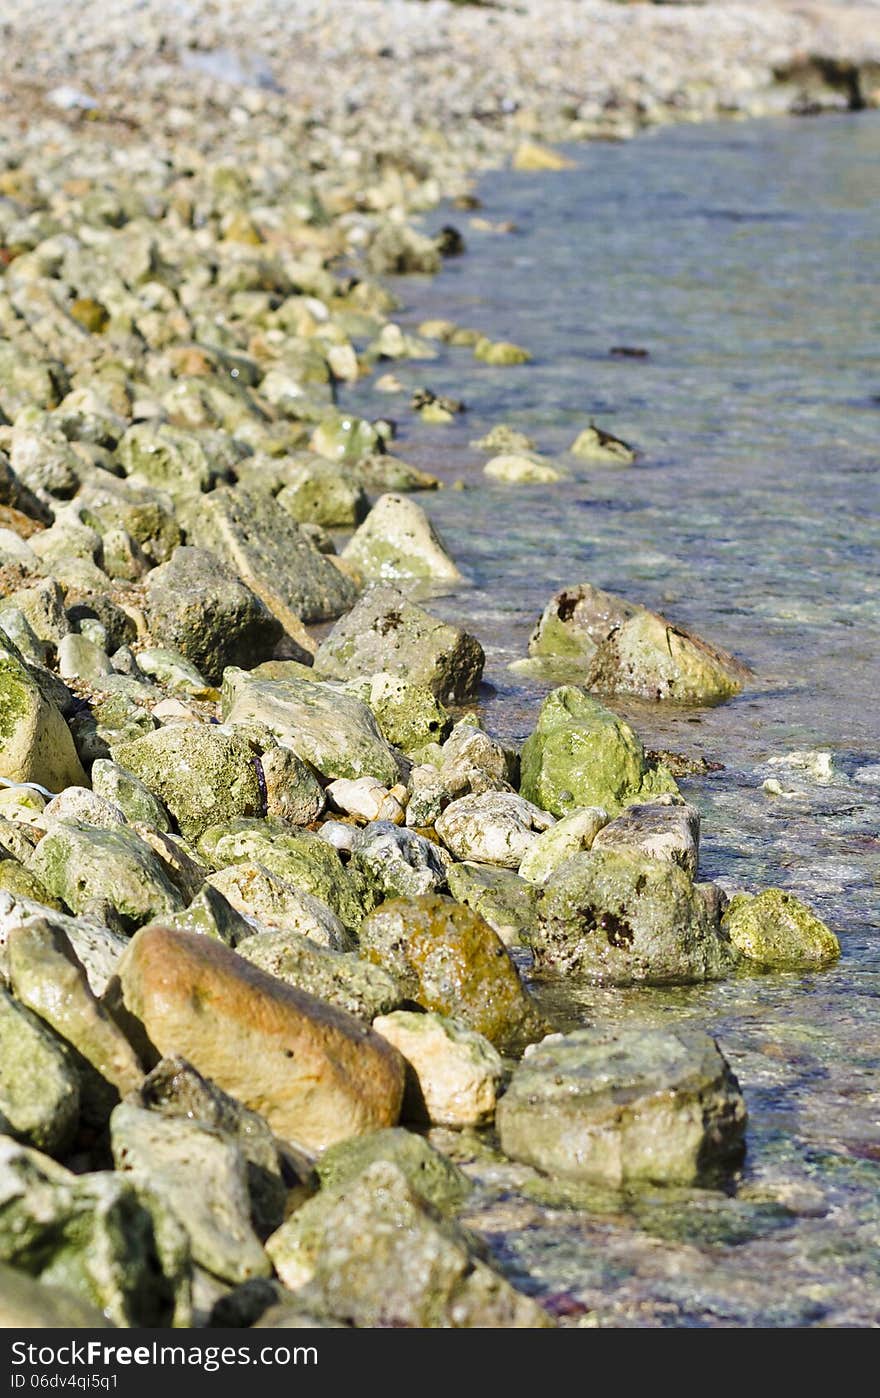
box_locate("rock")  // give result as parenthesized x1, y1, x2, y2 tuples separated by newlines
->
(373, 1011, 503, 1127)
(497, 1028, 747, 1187)
(111, 725, 263, 841)
(518, 807, 609, 885)
(187, 487, 356, 631)
(144, 547, 283, 686)
(315, 586, 484, 704)
(276, 460, 367, 528)
(437, 720, 518, 796)
(513, 140, 574, 172)
(309, 413, 380, 466)
(527, 582, 639, 667)
(367, 223, 441, 276)
(519, 686, 678, 818)
(315, 1127, 469, 1214)
(30, 823, 184, 932)
(0, 898, 128, 997)
(135, 647, 216, 699)
(112, 926, 405, 1152)
(110, 1104, 270, 1284)
(0, 1261, 113, 1327)
(265, 1160, 550, 1328)
(0, 639, 87, 793)
(3, 577, 70, 650)
(7, 918, 143, 1110)
(471, 424, 536, 453)
(358, 672, 450, 752)
(91, 759, 172, 831)
(359, 894, 546, 1053)
(57, 634, 115, 685)
(258, 745, 325, 825)
(473, 338, 531, 366)
(116, 423, 216, 503)
(0, 1138, 185, 1326)
(0, 988, 80, 1154)
(0, 859, 59, 907)
(445, 862, 537, 947)
(532, 850, 737, 985)
(222, 667, 400, 786)
(722, 889, 840, 969)
(341, 494, 462, 583)
(586, 610, 749, 705)
(435, 791, 553, 869)
(42, 786, 127, 830)
(136, 828, 207, 904)
(238, 929, 404, 1022)
(483, 454, 565, 484)
(349, 822, 449, 902)
(327, 776, 406, 825)
(134, 1056, 302, 1236)
(200, 824, 363, 934)
(164, 883, 255, 948)
(569, 424, 636, 464)
(206, 861, 353, 950)
(591, 798, 701, 877)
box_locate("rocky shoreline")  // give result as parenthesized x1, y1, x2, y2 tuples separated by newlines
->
(0, 0, 873, 1329)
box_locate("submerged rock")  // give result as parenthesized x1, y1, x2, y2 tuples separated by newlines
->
(569, 423, 636, 464)
(722, 889, 840, 969)
(497, 1028, 746, 1186)
(527, 582, 639, 668)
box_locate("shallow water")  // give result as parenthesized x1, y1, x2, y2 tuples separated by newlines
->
(346, 113, 880, 1326)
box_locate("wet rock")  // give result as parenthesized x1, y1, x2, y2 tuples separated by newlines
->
(473, 338, 531, 366)
(483, 453, 565, 484)
(110, 1104, 270, 1284)
(309, 413, 380, 466)
(367, 223, 441, 276)
(144, 546, 283, 686)
(0, 1261, 113, 1328)
(497, 1028, 747, 1186)
(30, 823, 184, 931)
(471, 424, 536, 453)
(91, 758, 172, 831)
(586, 610, 749, 705)
(276, 460, 368, 529)
(519, 686, 678, 818)
(532, 849, 738, 985)
(239, 929, 404, 1022)
(206, 860, 353, 950)
(373, 1011, 503, 1127)
(341, 493, 462, 583)
(349, 822, 449, 902)
(513, 141, 574, 172)
(722, 889, 840, 969)
(315, 1127, 470, 1214)
(187, 486, 356, 630)
(445, 862, 538, 947)
(265, 1160, 550, 1327)
(111, 725, 263, 841)
(435, 791, 553, 868)
(527, 582, 639, 668)
(0, 1138, 185, 1326)
(359, 894, 546, 1053)
(0, 988, 80, 1155)
(591, 798, 701, 877)
(315, 586, 484, 703)
(0, 639, 87, 792)
(518, 806, 609, 885)
(112, 925, 405, 1151)
(222, 667, 400, 786)
(569, 423, 636, 463)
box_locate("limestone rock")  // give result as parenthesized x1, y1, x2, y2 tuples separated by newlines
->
(111, 725, 263, 841)
(30, 823, 184, 931)
(591, 798, 701, 877)
(586, 610, 749, 705)
(435, 791, 553, 869)
(0, 988, 80, 1155)
(518, 806, 609, 885)
(341, 494, 462, 583)
(0, 640, 87, 793)
(349, 822, 449, 903)
(238, 929, 404, 1022)
(206, 861, 353, 950)
(722, 889, 840, 968)
(373, 1011, 503, 1127)
(444, 862, 537, 947)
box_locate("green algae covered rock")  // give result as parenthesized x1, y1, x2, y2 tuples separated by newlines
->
(0, 1261, 113, 1328)
(0, 859, 61, 908)
(111, 725, 263, 841)
(266, 1159, 551, 1327)
(527, 582, 639, 668)
(205, 859, 352, 949)
(29, 823, 184, 931)
(533, 850, 738, 986)
(0, 1138, 186, 1327)
(722, 888, 840, 969)
(0, 988, 80, 1155)
(309, 412, 380, 465)
(497, 1027, 747, 1187)
(473, 338, 531, 366)
(116, 423, 216, 503)
(0, 640, 87, 793)
(519, 686, 678, 818)
(91, 758, 172, 831)
(239, 928, 404, 1022)
(358, 893, 547, 1053)
(276, 459, 367, 529)
(358, 672, 450, 753)
(518, 806, 609, 885)
(586, 610, 749, 706)
(315, 1127, 470, 1214)
(341, 493, 462, 584)
(444, 862, 537, 947)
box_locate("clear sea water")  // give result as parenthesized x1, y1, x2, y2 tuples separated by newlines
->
(346, 113, 880, 1327)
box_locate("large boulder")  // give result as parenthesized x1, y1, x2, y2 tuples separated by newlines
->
(341, 494, 462, 583)
(144, 547, 283, 685)
(532, 849, 737, 985)
(528, 582, 637, 668)
(721, 889, 840, 968)
(187, 486, 356, 630)
(111, 725, 263, 841)
(30, 823, 184, 932)
(221, 667, 400, 786)
(0, 640, 87, 793)
(591, 798, 701, 877)
(586, 610, 750, 705)
(497, 1028, 747, 1186)
(519, 687, 678, 818)
(358, 894, 547, 1053)
(315, 586, 484, 703)
(110, 926, 405, 1152)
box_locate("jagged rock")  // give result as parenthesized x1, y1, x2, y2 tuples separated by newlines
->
(373, 1011, 503, 1127)
(0, 988, 80, 1154)
(722, 889, 840, 968)
(518, 807, 609, 885)
(591, 798, 701, 877)
(341, 494, 462, 583)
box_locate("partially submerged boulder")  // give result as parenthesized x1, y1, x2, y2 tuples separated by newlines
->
(586, 610, 750, 705)
(722, 889, 839, 969)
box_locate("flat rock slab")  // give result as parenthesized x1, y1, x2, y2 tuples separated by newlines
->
(497, 1027, 747, 1187)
